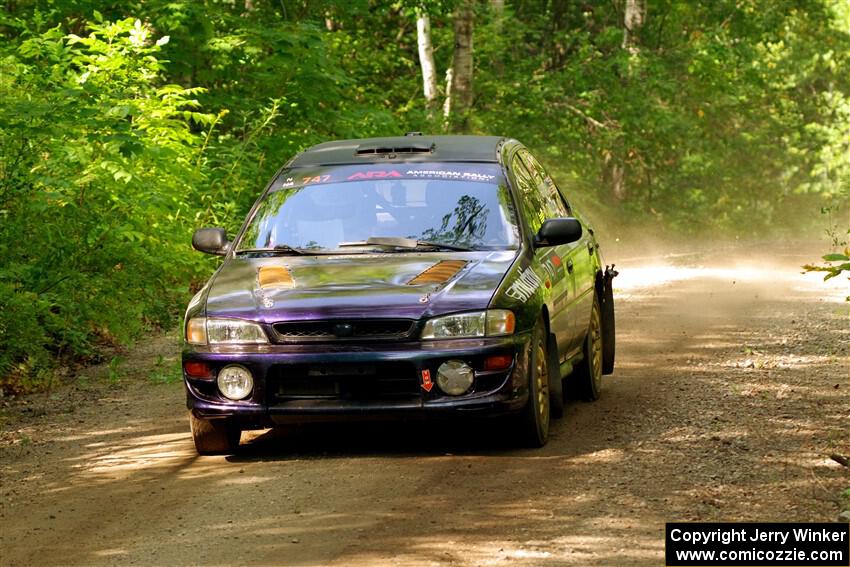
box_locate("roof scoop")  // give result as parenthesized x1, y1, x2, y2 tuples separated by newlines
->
(355, 142, 434, 156)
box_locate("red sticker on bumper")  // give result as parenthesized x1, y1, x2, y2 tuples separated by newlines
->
(421, 369, 433, 392)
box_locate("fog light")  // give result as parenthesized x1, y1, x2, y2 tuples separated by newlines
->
(436, 360, 474, 395)
(217, 365, 254, 400)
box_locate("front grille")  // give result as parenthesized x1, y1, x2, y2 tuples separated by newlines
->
(269, 362, 419, 401)
(272, 319, 415, 342)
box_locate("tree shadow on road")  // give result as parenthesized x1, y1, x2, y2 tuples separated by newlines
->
(2, 260, 848, 566)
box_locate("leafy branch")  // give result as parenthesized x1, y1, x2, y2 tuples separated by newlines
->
(802, 250, 850, 281)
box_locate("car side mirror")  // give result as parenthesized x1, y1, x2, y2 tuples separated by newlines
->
(192, 227, 230, 256)
(534, 218, 582, 247)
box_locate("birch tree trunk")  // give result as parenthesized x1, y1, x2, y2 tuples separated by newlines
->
(491, 0, 504, 18)
(416, 10, 438, 115)
(490, 0, 505, 72)
(622, 0, 646, 53)
(603, 153, 627, 203)
(442, 67, 454, 121)
(604, 0, 648, 204)
(447, 0, 474, 131)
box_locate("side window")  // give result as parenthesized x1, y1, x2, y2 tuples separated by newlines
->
(510, 154, 547, 235)
(519, 150, 572, 217)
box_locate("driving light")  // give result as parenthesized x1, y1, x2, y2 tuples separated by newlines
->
(421, 310, 515, 339)
(217, 365, 254, 400)
(186, 317, 269, 345)
(436, 360, 474, 395)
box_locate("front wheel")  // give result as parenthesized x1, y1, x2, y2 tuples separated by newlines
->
(518, 317, 551, 447)
(572, 295, 604, 401)
(189, 412, 241, 455)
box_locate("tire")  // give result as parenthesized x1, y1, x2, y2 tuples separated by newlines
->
(547, 333, 565, 419)
(518, 317, 551, 447)
(189, 412, 241, 455)
(573, 295, 604, 401)
(600, 273, 616, 375)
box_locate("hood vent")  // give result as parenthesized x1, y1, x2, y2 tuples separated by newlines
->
(407, 260, 467, 285)
(257, 266, 294, 288)
(356, 143, 434, 156)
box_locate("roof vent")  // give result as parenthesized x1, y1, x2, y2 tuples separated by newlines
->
(355, 143, 434, 156)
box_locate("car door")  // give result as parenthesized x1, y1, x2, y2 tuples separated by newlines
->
(509, 150, 576, 361)
(544, 182, 596, 351)
(564, 206, 597, 346)
(518, 150, 594, 354)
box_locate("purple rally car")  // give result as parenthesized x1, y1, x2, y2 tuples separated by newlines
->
(183, 135, 616, 454)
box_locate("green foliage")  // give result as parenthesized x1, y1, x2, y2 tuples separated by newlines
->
(1, 0, 849, 391)
(107, 356, 123, 383)
(803, 251, 850, 280)
(802, 205, 850, 300)
(0, 17, 212, 391)
(803, 247, 850, 302)
(467, 0, 850, 234)
(149, 354, 182, 384)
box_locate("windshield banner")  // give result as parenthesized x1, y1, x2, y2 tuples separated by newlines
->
(276, 163, 504, 190)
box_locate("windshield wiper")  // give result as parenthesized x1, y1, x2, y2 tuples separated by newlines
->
(235, 244, 311, 256)
(338, 237, 475, 252)
(414, 239, 476, 251)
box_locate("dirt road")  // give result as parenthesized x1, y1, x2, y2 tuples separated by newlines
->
(1, 248, 848, 566)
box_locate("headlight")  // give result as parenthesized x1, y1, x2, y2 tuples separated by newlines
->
(217, 365, 254, 400)
(421, 310, 515, 339)
(185, 317, 268, 345)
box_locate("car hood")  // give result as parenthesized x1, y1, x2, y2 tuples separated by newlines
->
(204, 251, 518, 323)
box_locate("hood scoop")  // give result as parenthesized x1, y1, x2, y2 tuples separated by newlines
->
(407, 260, 468, 286)
(257, 266, 295, 288)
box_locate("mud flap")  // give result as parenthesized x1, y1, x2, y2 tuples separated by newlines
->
(601, 265, 618, 375)
(547, 333, 564, 418)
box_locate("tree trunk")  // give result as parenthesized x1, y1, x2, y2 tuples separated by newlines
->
(416, 10, 439, 116)
(442, 67, 454, 122)
(490, 0, 505, 73)
(603, 152, 627, 203)
(447, 0, 474, 131)
(491, 0, 504, 17)
(605, 0, 647, 204)
(622, 0, 646, 53)
(546, 1, 569, 69)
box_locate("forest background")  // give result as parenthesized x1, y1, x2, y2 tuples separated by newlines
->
(1, 0, 848, 392)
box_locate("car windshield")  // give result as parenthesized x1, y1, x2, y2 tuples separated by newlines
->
(236, 164, 519, 253)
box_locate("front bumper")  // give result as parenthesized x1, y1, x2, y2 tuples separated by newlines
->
(182, 333, 532, 428)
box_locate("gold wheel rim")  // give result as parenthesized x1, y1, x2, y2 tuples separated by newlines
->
(591, 303, 603, 389)
(535, 340, 550, 429)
